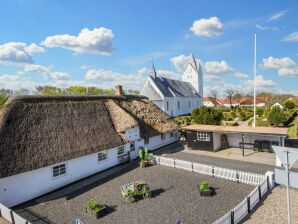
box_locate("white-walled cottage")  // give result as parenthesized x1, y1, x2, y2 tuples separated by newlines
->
(139, 53, 203, 116)
(0, 94, 179, 207)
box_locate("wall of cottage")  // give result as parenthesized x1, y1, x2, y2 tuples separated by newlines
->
(0, 127, 179, 207)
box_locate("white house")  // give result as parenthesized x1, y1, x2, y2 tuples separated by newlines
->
(271, 102, 284, 109)
(139, 53, 203, 116)
(0, 93, 179, 207)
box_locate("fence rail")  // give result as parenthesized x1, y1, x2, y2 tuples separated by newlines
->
(153, 155, 273, 224)
(0, 203, 32, 224)
(154, 156, 265, 186)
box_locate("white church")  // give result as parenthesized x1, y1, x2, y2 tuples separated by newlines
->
(140, 53, 203, 116)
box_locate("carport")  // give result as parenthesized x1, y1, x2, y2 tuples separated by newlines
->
(182, 124, 288, 153)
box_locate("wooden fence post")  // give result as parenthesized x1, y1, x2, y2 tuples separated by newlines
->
(173, 158, 176, 168)
(212, 166, 214, 178)
(191, 162, 193, 172)
(247, 196, 251, 213)
(236, 171, 240, 183)
(258, 186, 261, 200)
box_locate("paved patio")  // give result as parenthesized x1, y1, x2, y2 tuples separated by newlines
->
(14, 161, 253, 224)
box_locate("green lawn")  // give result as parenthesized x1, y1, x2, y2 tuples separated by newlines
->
(288, 116, 298, 138)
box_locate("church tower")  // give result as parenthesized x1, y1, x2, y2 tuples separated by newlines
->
(181, 53, 203, 98)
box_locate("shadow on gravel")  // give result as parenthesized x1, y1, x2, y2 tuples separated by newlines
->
(151, 188, 166, 198)
(101, 205, 117, 218)
(14, 208, 51, 224)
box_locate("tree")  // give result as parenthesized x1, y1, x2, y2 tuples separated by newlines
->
(209, 89, 218, 99)
(192, 106, 223, 125)
(268, 106, 287, 126)
(225, 89, 235, 109)
(33, 86, 65, 96)
(0, 93, 8, 108)
(284, 101, 295, 110)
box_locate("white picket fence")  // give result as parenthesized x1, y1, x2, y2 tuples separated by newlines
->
(153, 156, 265, 186)
(153, 155, 274, 224)
(0, 203, 32, 224)
(213, 178, 271, 224)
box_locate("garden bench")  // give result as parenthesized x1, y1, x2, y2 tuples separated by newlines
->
(239, 142, 258, 151)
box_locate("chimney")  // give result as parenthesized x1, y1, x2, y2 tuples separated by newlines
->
(115, 85, 123, 95)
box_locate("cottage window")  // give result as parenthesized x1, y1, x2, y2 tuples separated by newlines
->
(144, 138, 149, 144)
(130, 142, 135, 151)
(170, 132, 174, 137)
(178, 101, 180, 110)
(166, 101, 169, 110)
(117, 146, 125, 155)
(98, 151, 107, 161)
(197, 132, 210, 141)
(161, 134, 166, 140)
(53, 164, 66, 178)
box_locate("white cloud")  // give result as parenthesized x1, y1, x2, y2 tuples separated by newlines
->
(256, 24, 279, 31)
(0, 42, 44, 65)
(262, 56, 295, 69)
(268, 10, 287, 21)
(42, 27, 114, 55)
(262, 56, 298, 77)
(170, 55, 189, 72)
(278, 67, 298, 77)
(0, 73, 36, 90)
(283, 32, 298, 42)
(244, 75, 276, 88)
(204, 60, 233, 77)
(190, 17, 223, 37)
(233, 72, 249, 79)
(23, 64, 70, 80)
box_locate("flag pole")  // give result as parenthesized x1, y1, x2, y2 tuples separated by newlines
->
(253, 33, 257, 128)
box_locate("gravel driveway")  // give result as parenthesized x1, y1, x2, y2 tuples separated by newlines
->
(14, 162, 254, 224)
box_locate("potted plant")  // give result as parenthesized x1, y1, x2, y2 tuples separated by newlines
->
(140, 159, 149, 168)
(198, 181, 213, 196)
(85, 199, 107, 219)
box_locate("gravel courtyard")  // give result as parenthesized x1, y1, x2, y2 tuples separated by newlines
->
(14, 162, 254, 224)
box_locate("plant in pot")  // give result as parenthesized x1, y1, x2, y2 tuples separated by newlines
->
(140, 159, 149, 168)
(198, 181, 213, 196)
(86, 199, 107, 219)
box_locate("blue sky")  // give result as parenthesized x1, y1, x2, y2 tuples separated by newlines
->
(0, 0, 298, 96)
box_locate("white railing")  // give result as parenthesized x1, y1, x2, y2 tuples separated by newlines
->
(153, 155, 274, 224)
(0, 202, 32, 224)
(213, 178, 271, 224)
(154, 156, 265, 186)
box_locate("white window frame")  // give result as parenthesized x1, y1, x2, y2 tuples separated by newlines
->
(197, 132, 210, 142)
(98, 150, 107, 162)
(52, 163, 67, 179)
(130, 141, 135, 151)
(117, 145, 125, 155)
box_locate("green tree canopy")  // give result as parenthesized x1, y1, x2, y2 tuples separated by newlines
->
(268, 106, 287, 126)
(284, 101, 295, 110)
(192, 106, 223, 125)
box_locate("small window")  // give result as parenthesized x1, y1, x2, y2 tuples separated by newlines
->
(144, 138, 149, 145)
(166, 101, 169, 110)
(98, 151, 107, 161)
(161, 134, 165, 140)
(178, 101, 180, 110)
(197, 132, 210, 141)
(53, 164, 66, 178)
(130, 142, 135, 151)
(170, 132, 174, 137)
(117, 146, 125, 155)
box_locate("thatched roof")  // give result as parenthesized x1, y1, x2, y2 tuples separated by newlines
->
(0, 95, 178, 178)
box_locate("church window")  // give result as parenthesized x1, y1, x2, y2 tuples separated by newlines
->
(178, 101, 180, 110)
(166, 101, 169, 110)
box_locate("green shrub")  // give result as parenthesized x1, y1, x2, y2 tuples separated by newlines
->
(192, 106, 223, 125)
(268, 106, 287, 126)
(198, 181, 209, 193)
(86, 199, 105, 213)
(285, 101, 295, 110)
(144, 148, 149, 160)
(139, 147, 144, 160)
